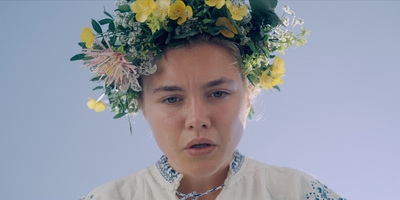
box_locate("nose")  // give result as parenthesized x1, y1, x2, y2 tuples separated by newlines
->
(184, 96, 211, 131)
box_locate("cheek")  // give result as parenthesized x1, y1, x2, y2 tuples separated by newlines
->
(215, 97, 246, 139)
(145, 109, 181, 154)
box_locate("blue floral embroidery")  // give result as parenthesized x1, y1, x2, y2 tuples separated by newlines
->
(156, 150, 245, 184)
(306, 180, 346, 200)
(156, 155, 181, 184)
(230, 150, 244, 175)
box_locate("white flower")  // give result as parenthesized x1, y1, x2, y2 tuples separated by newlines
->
(292, 18, 304, 27)
(282, 5, 290, 13)
(282, 5, 295, 16)
(115, 0, 128, 7)
(281, 16, 289, 26)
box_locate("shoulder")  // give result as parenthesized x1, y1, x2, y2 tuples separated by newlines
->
(243, 157, 346, 200)
(79, 167, 153, 200)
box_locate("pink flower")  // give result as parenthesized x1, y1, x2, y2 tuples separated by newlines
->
(81, 39, 141, 91)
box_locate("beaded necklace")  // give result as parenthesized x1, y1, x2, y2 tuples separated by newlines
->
(176, 183, 225, 200)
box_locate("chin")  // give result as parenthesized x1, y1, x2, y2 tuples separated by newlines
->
(184, 160, 225, 177)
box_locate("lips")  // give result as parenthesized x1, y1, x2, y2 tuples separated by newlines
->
(190, 143, 211, 148)
(184, 138, 216, 156)
(184, 138, 216, 149)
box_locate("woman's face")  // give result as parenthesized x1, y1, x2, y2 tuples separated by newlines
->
(141, 43, 250, 178)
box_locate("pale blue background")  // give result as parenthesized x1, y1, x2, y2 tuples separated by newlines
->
(0, 1, 399, 200)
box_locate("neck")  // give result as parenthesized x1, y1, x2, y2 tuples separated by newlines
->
(177, 165, 229, 200)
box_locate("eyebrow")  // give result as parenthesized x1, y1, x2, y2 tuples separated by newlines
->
(203, 78, 234, 89)
(152, 85, 183, 94)
(151, 78, 234, 94)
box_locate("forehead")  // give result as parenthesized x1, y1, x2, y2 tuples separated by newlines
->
(143, 44, 243, 89)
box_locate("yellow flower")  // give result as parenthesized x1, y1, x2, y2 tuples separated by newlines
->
(147, 15, 162, 33)
(270, 56, 285, 77)
(146, 0, 170, 33)
(155, 0, 170, 19)
(260, 69, 273, 89)
(131, 0, 157, 22)
(226, 0, 248, 21)
(87, 98, 107, 112)
(260, 56, 286, 89)
(205, 0, 225, 9)
(169, 0, 193, 25)
(215, 17, 238, 38)
(80, 27, 95, 49)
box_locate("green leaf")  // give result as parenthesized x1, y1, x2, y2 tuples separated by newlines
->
(128, 114, 133, 135)
(127, 13, 135, 23)
(118, 4, 131, 13)
(82, 56, 93, 61)
(249, 0, 280, 27)
(172, 30, 199, 39)
(207, 26, 226, 35)
(156, 48, 162, 60)
(110, 35, 117, 45)
(202, 18, 215, 24)
(247, 40, 256, 53)
(90, 76, 101, 82)
(105, 85, 112, 95)
(113, 112, 126, 119)
(116, 45, 126, 54)
(165, 26, 173, 32)
(103, 7, 114, 19)
(70, 53, 85, 61)
(165, 32, 172, 44)
(226, 14, 242, 36)
(249, 0, 277, 13)
(247, 106, 255, 119)
(92, 86, 104, 91)
(246, 75, 256, 86)
(99, 18, 112, 25)
(90, 76, 106, 82)
(273, 85, 281, 91)
(78, 42, 86, 48)
(91, 19, 102, 34)
(195, 10, 204, 17)
(108, 21, 115, 32)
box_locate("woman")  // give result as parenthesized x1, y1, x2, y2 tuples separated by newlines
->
(73, 0, 344, 199)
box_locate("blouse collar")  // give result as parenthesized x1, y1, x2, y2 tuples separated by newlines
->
(156, 150, 245, 184)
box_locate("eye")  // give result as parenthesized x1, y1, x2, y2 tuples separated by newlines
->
(162, 97, 179, 104)
(211, 91, 228, 98)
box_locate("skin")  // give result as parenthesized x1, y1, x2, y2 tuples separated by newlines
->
(140, 43, 250, 199)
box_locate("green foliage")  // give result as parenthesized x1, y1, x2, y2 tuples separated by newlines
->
(99, 18, 112, 25)
(78, 42, 86, 48)
(103, 7, 114, 19)
(113, 112, 126, 119)
(70, 53, 85, 61)
(118, 4, 131, 13)
(91, 19, 102, 34)
(92, 86, 104, 91)
(108, 21, 115, 32)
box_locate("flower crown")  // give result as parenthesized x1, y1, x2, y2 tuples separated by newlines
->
(71, 0, 309, 126)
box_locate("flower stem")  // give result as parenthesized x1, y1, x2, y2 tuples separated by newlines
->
(96, 93, 105, 102)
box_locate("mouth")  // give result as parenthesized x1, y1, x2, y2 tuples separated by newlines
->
(185, 140, 216, 156)
(184, 138, 216, 149)
(190, 143, 212, 149)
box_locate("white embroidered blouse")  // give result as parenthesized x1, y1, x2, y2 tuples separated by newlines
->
(81, 151, 345, 200)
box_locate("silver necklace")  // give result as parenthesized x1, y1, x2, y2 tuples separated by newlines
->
(176, 183, 225, 200)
